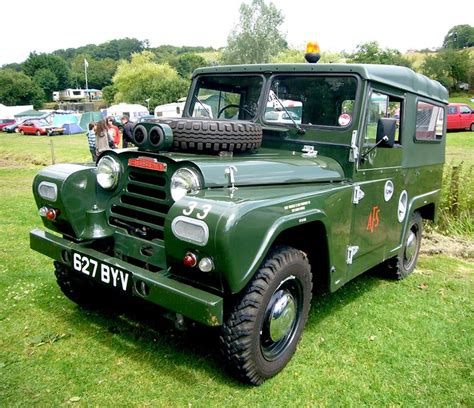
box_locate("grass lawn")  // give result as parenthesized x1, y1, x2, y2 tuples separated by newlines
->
(0, 131, 473, 406)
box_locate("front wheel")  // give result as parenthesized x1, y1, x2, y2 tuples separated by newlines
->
(54, 261, 123, 310)
(220, 246, 312, 385)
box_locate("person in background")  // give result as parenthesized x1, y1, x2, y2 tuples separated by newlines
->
(95, 119, 112, 156)
(107, 117, 120, 148)
(120, 115, 134, 148)
(87, 122, 96, 161)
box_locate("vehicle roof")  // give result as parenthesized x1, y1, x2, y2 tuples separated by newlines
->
(193, 63, 448, 104)
(448, 102, 469, 106)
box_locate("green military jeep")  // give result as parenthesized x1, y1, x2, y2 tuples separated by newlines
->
(30, 54, 447, 385)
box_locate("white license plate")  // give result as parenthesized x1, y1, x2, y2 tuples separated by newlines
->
(72, 252, 131, 292)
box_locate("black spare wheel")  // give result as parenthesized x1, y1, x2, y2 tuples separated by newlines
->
(157, 118, 262, 153)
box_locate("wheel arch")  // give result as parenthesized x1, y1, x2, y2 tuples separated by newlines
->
(271, 220, 330, 292)
(415, 202, 436, 221)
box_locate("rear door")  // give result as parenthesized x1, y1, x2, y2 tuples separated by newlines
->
(459, 105, 473, 129)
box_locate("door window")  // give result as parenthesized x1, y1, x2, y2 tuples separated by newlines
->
(365, 92, 402, 144)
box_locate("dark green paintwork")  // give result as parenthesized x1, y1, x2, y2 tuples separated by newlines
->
(30, 63, 447, 326)
(193, 64, 448, 103)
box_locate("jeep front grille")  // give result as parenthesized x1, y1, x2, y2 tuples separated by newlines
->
(109, 169, 172, 241)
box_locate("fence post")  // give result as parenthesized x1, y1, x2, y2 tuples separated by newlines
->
(50, 139, 56, 165)
(450, 165, 460, 217)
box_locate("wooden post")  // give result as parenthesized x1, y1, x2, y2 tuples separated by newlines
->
(50, 139, 56, 165)
(450, 165, 460, 217)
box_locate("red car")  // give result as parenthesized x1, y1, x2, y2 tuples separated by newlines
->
(447, 103, 474, 131)
(17, 120, 64, 136)
(0, 119, 15, 130)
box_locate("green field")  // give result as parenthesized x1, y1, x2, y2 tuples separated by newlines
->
(0, 131, 472, 406)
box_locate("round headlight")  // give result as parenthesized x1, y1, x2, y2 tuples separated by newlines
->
(171, 168, 202, 201)
(96, 156, 121, 190)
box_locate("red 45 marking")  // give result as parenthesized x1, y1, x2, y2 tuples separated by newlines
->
(367, 206, 380, 233)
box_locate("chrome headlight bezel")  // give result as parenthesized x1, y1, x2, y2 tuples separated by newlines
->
(170, 167, 202, 201)
(96, 155, 121, 190)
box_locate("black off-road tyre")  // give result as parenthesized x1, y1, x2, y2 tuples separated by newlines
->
(157, 118, 262, 153)
(54, 261, 121, 310)
(384, 212, 423, 280)
(220, 246, 312, 385)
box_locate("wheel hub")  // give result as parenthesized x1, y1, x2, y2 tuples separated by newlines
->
(260, 278, 302, 361)
(404, 229, 417, 267)
(268, 290, 297, 342)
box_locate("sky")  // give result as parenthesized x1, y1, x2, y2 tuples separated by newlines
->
(1, 0, 472, 66)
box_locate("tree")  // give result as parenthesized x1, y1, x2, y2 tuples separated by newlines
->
(112, 51, 188, 108)
(95, 38, 146, 60)
(221, 0, 287, 64)
(346, 41, 411, 67)
(102, 84, 118, 105)
(421, 49, 472, 90)
(169, 53, 207, 79)
(271, 49, 344, 63)
(23, 52, 70, 89)
(70, 55, 118, 89)
(33, 68, 58, 101)
(0, 69, 44, 107)
(443, 24, 474, 49)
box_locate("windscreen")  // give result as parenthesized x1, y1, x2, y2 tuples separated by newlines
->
(188, 75, 264, 120)
(266, 75, 358, 127)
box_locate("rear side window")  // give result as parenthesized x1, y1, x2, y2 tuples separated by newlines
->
(415, 101, 444, 141)
(460, 105, 472, 114)
(447, 106, 457, 114)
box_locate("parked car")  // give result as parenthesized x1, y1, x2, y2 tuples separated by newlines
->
(0, 119, 16, 130)
(446, 103, 474, 131)
(3, 119, 28, 133)
(264, 110, 302, 124)
(17, 120, 64, 136)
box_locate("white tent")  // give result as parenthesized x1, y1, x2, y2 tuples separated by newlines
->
(0, 104, 34, 119)
(103, 103, 149, 122)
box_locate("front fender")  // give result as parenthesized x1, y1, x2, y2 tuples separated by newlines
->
(164, 187, 338, 294)
(32, 163, 112, 240)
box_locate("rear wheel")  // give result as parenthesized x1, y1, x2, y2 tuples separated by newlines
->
(385, 212, 422, 280)
(220, 246, 312, 385)
(36, 130, 41, 136)
(470, 123, 474, 132)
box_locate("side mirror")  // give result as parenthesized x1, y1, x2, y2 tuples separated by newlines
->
(376, 118, 397, 147)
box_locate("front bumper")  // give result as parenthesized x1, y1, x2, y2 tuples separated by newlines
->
(30, 228, 223, 326)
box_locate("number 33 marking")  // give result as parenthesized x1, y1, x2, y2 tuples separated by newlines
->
(183, 201, 212, 219)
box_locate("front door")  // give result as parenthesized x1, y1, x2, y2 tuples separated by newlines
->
(349, 89, 405, 278)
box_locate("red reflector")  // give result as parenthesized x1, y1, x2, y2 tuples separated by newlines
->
(46, 208, 58, 220)
(128, 157, 167, 172)
(183, 252, 197, 267)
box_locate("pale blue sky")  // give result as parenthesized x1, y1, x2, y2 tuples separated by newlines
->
(1, 0, 471, 65)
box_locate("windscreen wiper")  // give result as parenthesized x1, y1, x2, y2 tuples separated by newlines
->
(272, 94, 306, 134)
(192, 95, 211, 117)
